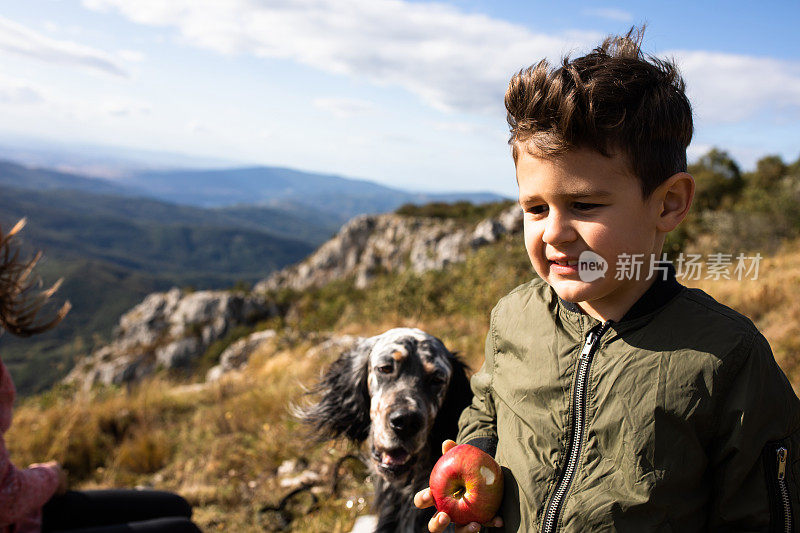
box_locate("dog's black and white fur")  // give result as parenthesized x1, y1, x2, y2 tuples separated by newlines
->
(300, 327, 472, 532)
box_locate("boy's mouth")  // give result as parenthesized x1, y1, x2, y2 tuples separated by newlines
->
(548, 256, 581, 275)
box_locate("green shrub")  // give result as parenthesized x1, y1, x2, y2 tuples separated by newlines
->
(395, 200, 515, 223)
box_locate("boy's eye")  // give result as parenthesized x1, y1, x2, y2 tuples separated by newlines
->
(526, 205, 548, 215)
(573, 202, 602, 211)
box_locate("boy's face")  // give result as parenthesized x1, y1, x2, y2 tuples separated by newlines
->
(517, 147, 665, 321)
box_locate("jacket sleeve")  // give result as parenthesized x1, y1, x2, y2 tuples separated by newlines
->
(708, 329, 800, 531)
(457, 307, 499, 457)
(0, 434, 60, 525)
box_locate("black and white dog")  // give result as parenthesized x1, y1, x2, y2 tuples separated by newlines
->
(300, 328, 472, 532)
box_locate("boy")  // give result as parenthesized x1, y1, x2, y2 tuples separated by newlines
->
(414, 27, 800, 532)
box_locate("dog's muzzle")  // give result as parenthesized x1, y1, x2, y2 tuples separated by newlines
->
(388, 409, 424, 438)
(371, 408, 426, 477)
(371, 445, 413, 476)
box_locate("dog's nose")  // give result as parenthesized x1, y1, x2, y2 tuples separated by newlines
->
(388, 410, 423, 437)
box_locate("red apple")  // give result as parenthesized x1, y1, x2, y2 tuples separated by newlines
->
(428, 443, 504, 525)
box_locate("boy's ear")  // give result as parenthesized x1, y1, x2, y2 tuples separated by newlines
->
(655, 172, 694, 233)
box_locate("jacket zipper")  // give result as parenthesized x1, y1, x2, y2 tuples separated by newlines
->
(541, 321, 612, 533)
(777, 447, 792, 533)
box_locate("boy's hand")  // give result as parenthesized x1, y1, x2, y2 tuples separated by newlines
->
(413, 440, 504, 532)
(30, 460, 68, 495)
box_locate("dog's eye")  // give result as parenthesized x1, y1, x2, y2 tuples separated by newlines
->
(377, 363, 394, 374)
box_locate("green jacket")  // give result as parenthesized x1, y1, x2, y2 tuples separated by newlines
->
(457, 271, 800, 532)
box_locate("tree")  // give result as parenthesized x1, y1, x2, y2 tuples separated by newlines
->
(745, 154, 787, 191)
(688, 148, 744, 211)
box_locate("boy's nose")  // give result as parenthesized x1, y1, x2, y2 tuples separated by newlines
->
(541, 211, 576, 245)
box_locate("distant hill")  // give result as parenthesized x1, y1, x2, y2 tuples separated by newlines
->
(0, 137, 240, 179)
(0, 186, 319, 279)
(1, 156, 508, 224)
(0, 160, 134, 196)
(0, 183, 331, 394)
(0, 155, 507, 393)
(121, 166, 507, 220)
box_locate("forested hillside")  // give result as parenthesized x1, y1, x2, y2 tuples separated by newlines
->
(0, 184, 333, 394)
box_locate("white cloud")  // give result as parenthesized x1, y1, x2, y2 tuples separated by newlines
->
(117, 49, 145, 62)
(187, 120, 207, 133)
(0, 86, 43, 104)
(82, 0, 600, 113)
(582, 8, 634, 23)
(102, 101, 152, 117)
(0, 76, 45, 105)
(433, 121, 481, 135)
(0, 15, 127, 77)
(80, 0, 800, 127)
(313, 97, 375, 118)
(672, 50, 800, 124)
(0, 72, 155, 127)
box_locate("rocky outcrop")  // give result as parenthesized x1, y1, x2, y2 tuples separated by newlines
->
(65, 288, 278, 389)
(205, 329, 277, 381)
(254, 204, 521, 293)
(65, 204, 521, 388)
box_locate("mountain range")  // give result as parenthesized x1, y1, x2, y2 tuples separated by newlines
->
(0, 154, 507, 394)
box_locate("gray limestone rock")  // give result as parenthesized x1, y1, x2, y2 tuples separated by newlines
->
(64, 204, 521, 390)
(254, 204, 521, 294)
(205, 329, 277, 381)
(64, 290, 278, 389)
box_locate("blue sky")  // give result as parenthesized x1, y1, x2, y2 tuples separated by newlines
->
(0, 0, 798, 197)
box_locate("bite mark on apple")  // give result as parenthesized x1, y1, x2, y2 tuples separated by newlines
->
(480, 465, 495, 485)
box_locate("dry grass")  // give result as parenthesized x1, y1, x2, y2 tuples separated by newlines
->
(8, 237, 800, 531)
(10, 336, 380, 531)
(682, 240, 800, 388)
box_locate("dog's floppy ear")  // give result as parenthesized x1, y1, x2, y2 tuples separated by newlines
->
(298, 336, 377, 444)
(429, 351, 472, 448)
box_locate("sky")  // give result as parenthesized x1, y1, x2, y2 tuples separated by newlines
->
(0, 0, 798, 197)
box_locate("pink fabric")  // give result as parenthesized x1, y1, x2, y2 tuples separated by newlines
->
(0, 359, 59, 533)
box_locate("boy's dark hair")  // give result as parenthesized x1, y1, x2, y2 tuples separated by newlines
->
(0, 218, 70, 337)
(505, 25, 693, 197)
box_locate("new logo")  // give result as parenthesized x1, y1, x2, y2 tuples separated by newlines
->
(578, 251, 608, 282)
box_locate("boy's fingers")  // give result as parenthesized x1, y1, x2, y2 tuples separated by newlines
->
(413, 488, 434, 509)
(428, 511, 450, 532)
(453, 515, 503, 532)
(483, 516, 503, 528)
(29, 460, 58, 469)
(441, 439, 457, 455)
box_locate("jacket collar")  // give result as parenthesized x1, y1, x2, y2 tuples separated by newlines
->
(558, 262, 684, 323)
